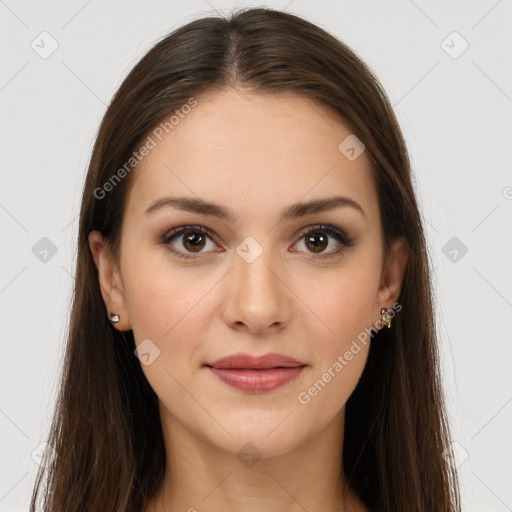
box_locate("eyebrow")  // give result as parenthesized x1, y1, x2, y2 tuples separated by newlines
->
(144, 195, 367, 222)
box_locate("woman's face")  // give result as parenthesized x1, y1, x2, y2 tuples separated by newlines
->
(90, 87, 407, 458)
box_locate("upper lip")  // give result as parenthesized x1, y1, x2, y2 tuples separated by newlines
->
(205, 352, 307, 369)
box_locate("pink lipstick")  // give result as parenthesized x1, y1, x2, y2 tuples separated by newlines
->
(204, 352, 307, 393)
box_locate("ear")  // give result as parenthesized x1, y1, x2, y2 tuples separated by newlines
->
(374, 236, 409, 322)
(88, 230, 132, 331)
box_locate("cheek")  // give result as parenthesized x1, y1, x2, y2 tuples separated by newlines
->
(123, 263, 212, 405)
(297, 345, 369, 424)
(318, 294, 372, 390)
(122, 258, 221, 405)
(123, 248, 211, 340)
(297, 294, 372, 414)
(295, 271, 375, 400)
(301, 270, 377, 347)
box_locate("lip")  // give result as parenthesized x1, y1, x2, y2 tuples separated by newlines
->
(206, 352, 306, 369)
(204, 352, 307, 393)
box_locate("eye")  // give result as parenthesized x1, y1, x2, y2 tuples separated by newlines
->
(291, 224, 354, 259)
(159, 225, 219, 260)
(159, 223, 354, 260)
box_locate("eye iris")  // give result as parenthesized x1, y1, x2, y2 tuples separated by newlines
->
(183, 231, 206, 252)
(305, 232, 328, 253)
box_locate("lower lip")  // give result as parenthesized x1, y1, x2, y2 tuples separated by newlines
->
(206, 366, 306, 393)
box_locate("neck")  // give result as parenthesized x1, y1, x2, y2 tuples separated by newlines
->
(144, 406, 366, 512)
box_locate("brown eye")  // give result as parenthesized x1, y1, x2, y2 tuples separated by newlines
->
(160, 225, 219, 259)
(304, 232, 329, 253)
(160, 223, 354, 261)
(292, 224, 354, 258)
(182, 231, 207, 252)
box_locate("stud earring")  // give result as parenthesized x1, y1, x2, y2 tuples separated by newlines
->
(108, 313, 120, 324)
(380, 308, 392, 328)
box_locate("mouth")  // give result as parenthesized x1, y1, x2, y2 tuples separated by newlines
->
(203, 352, 307, 393)
(204, 366, 307, 393)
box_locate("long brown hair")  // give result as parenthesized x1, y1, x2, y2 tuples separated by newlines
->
(30, 7, 461, 511)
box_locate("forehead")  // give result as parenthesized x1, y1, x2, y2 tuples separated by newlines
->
(125, 88, 379, 229)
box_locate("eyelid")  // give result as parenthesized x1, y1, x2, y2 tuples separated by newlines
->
(293, 223, 352, 244)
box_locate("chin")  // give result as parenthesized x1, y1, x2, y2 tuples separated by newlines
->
(198, 412, 309, 459)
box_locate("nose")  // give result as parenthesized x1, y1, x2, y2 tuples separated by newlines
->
(220, 245, 293, 335)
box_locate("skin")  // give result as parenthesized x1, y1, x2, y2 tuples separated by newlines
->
(89, 87, 408, 512)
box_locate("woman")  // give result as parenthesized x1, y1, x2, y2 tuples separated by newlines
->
(30, 7, 461, 512)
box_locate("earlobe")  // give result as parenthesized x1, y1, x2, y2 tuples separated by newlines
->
(88, 230, 132, 331)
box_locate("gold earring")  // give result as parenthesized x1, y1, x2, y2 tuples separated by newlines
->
(380, 308, 392, 328)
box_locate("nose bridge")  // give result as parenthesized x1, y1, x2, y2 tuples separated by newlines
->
(223, 235, 290, 332)
(235, 237, 281, 301)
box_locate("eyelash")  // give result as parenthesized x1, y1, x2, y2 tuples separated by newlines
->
(159, 224, 355, 261)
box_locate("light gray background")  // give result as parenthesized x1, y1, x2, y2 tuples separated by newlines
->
(1, 0, 511, 510)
